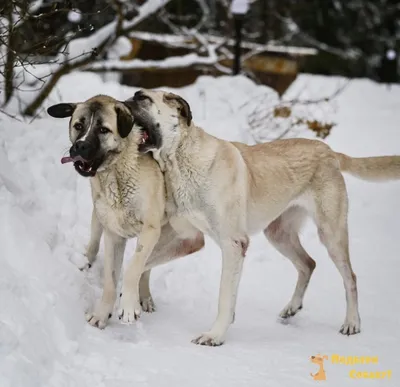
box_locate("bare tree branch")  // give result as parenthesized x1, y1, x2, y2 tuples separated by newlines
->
(21, 0, 173, 116)
(84, 44, 218, 72)
(241, 79, 351, 143)
(3, 3, 16, 104)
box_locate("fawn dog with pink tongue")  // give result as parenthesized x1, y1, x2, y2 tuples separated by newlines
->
(47, 94, 204, 331)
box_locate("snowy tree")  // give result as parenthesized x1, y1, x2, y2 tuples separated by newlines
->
(0, 0, 239, 116)
(1, 0, 197, 115)
(1, 0, 396, 118)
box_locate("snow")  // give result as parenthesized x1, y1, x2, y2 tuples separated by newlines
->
(86, 45, 218, 71)
(1, 72, 400, 387)
(63, 0, 171, 61)
(127, 31, 318, 56)
(28, 0, 44, 14)
(121, 0, 172, 31)
(67, 10, 82, 24)
(230, 0, 250, 15)
(107, 37, 132, 60)
(386, 49, 396, 60)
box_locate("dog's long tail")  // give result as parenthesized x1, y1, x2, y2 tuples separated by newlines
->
(335, 152, 400, 182)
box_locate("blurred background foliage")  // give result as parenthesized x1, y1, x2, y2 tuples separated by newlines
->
(1, 0, 398, 117)
(4, 0, 398, 80)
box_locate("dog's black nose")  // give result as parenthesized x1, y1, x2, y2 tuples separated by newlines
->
(71, 140, 96, 160)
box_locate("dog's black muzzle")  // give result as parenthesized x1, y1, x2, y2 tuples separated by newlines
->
(124, 97, 162, 153)
(70, 140, 97, 161)
(66, 139, 102, 177)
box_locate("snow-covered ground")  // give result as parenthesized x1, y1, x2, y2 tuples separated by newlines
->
(1, 73, 399, 387)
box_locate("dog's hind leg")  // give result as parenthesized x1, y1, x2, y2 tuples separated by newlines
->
(265, 206, 316, 319)
(313, 169, 360, 335)
(144, 220, 205, 270)
(83, 208, 103, 268)
(138, 222, 205, 313)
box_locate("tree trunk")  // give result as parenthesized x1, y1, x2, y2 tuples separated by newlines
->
(3, 5, 16, 105)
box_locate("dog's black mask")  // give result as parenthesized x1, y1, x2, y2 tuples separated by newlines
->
(124, 93, 162, 153)
(63, 136, 103, 177)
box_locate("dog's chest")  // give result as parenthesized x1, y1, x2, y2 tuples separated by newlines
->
(91, 173, 143, 239)
(164, 165, 201, 213)
(164, 164, 214, 235)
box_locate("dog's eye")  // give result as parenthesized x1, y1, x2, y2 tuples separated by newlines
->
(99, 127, 111, 134)
(135, 94, 149, 102)
(74, 123, 83, 131)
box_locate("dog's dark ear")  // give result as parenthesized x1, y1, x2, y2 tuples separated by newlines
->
(47, 103, 76, 118)
(164, 93, 192, 126)
(115, 104, 134, 138)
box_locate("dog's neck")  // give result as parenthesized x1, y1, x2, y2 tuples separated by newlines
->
(152, 148, 166, 172)
(153, 124, 203, 171)
(151, 127, 190, 173)
(152, 124, 215, 213)
(91, 135, 141, 206)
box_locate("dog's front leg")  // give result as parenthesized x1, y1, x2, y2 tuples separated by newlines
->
(192, 236, 248, 346)
(86, 230, 126, 329)
(118, 225, 161, 323)
(139, 270, 155, 313)
(82, 208, 103, 269)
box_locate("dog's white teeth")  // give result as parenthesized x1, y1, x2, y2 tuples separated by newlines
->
(141, 138, 146, 144)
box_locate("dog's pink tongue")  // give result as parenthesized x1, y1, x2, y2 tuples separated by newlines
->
(61, 156, 74, 164)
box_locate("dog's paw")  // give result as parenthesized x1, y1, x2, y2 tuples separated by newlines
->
(85, 301, 113, 329)
(84, 245, 98, 265)
(339, 318, 361, 336)
(118, 296, 142, 324)
(79, 260, 92, 272)
(279, 303, 303, 319)
(69, 252, 92, 271)
(118, 306, 141, 323)
(140, 296, 156, 313)
(191, 331, 225, 347)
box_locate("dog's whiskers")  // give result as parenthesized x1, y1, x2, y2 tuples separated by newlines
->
(61, 147, 70, 156)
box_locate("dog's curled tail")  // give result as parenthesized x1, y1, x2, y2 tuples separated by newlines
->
(336, 152, 400, 182)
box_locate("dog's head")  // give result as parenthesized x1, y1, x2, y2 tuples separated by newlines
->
(310, 354, 328, 365)
(126, 89, 192, 155)
(47, 94, 148, 177)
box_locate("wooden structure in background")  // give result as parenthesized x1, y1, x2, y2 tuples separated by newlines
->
(120, 32, 317, 95)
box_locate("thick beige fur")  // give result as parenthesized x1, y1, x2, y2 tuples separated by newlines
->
(48, 95, 204, 329)
(130, 89, 400, 346)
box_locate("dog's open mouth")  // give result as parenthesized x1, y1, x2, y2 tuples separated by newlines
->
(140, 130, 149, 145)
(138, 128, 153, 152)
(61, 155, 97, 177)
